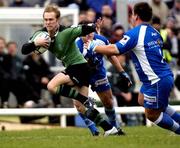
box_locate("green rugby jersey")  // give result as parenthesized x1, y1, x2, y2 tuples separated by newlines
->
(48, 26, 87, 67)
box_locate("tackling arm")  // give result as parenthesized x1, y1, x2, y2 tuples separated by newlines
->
(91, 44, 120, 56)
(95, 44, 119, 55)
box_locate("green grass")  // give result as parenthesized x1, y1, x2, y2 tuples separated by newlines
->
(0, 126, 179, 148)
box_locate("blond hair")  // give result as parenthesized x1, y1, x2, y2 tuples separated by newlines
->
(43, 4, 61, 19)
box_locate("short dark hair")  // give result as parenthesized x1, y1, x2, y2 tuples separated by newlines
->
(6, 41, 17, 48)
(133, 2, 152, 22)
(152, 16, 161, 25)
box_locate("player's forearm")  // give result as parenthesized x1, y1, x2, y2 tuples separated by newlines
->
(108, 55, 124, 72)
(94, 44, 119, 56)
(21, 42, 36, 55)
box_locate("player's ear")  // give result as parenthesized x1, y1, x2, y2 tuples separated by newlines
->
(134, 14, 138, 21)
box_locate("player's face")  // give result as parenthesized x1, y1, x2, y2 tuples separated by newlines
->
(7, 43, 17, 56)
(82, 33, 94, 43)
(43, 12, 59, 33)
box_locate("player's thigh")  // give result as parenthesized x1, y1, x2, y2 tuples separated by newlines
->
(47, 72, 72, 91)
(66, 63, 90, 87)
(74, 85, 89, 97)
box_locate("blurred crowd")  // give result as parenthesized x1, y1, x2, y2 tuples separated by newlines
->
(0, 0, 180, 126)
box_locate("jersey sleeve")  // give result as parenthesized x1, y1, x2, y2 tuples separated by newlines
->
(68, 23, 96, 41)
(115, 29, 138, 54)
(65, 26, 82, 42)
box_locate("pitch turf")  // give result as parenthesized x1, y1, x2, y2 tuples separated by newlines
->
(0, 126, 179, 148)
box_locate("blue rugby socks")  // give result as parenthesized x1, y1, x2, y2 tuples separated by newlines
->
(165, 105, 180, 124)
(105, 108, 117, 128)
(154, 112, 180, 134)
(79, 113, 99, 136)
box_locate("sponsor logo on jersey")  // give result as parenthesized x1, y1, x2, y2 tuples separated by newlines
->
(147, 39, 163, 49)
(119, 35, 130, 46)
(151, 32, 157, 36)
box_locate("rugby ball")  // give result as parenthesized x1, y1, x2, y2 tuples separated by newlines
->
(31, 31, 51, 54)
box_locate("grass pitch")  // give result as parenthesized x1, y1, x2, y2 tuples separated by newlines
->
(0, 126, 179, 148)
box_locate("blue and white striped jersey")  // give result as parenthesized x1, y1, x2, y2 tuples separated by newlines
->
(76, 33, 109, 68)
(115, 24, 173, 85)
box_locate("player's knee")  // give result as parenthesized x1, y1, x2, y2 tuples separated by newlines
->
(100, 95, 113, 108)
(145, 109, 161, 122)
(47, 83, 55, 93)
(103, 101, 113, 108)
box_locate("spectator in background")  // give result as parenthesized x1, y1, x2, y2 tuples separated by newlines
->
(86, 0, 113, 18)
(149, 0, 169, 25)
(78, 11, 87, 23)
(74, 0, 89, 11)
(166, 17, 179, 58)
(6, 41, 42, 107)
(7, 41, 24, 81)
(109, 23, 125, 44)
(0, 39, 42, 108)
(0, 37, 11, 107)
(9, 0, 31, 7)
(101, 4, 115, 24)
(165, 0, 175, 9)
(0, 0, 8, 7)
(6, 41, 51, 123)
(100, 15, 113, 39)
(23, 52, 54, 97)
(86, 9, 96, 22)
(152, 16, 173, 63)
(56, 0, 74, 7)
(169, 0, 180, 29)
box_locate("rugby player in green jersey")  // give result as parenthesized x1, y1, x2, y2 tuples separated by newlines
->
(22, 4, 119, 136)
